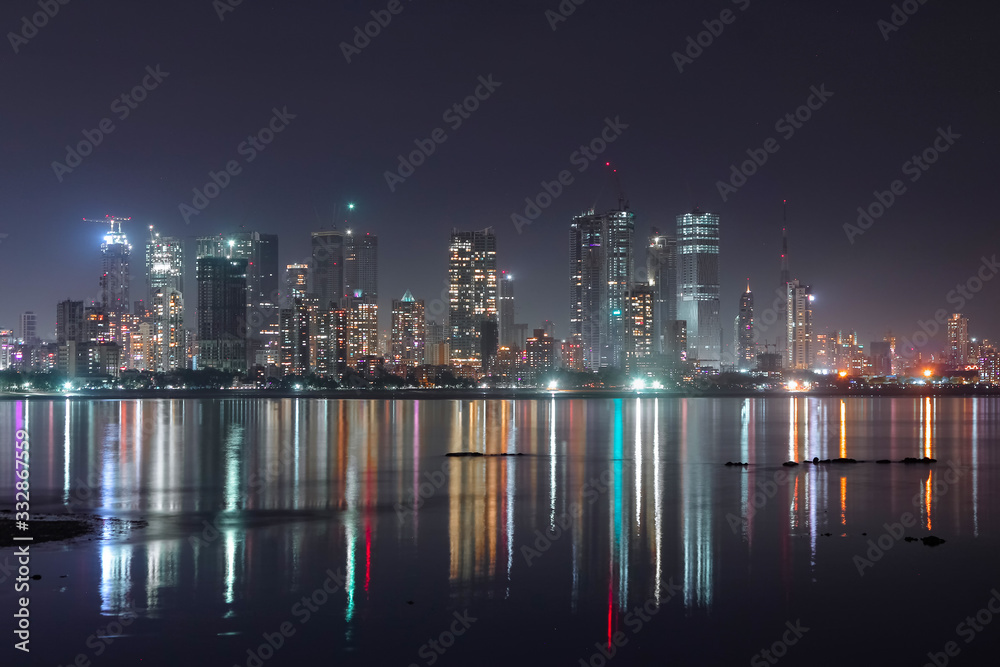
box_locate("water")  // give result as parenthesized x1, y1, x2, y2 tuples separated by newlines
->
(1, 396, 999, 666)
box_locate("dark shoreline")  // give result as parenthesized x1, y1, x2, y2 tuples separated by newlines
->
(3, 387, 1000, 401)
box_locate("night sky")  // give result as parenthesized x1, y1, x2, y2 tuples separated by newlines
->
(1, 0, 997, 355)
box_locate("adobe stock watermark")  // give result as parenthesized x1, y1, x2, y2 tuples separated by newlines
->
(179, 106, 296, 223)
(853, 461, 963, 576)
(51, 65, 170, 182)
(214, 0, 246, 22)
(406, 610, 477, 667)
(521, 469, 613, 566)
(844, 126, 960, 244)
(340, 0, 414, 64)
(55, 607, 137, 667)
(896, 256, 999, 359)
(233, 568, 347, 667)
(672, 0, 752, 73)
(725, 467, 798, 536)
(716, 84, 834, 202)
(750, 620, 810, 666)
(577, 580, 683, 666)
(922, 588, 1000, 667)
(878, 0, 932, 42)
(383, 74, 502, 192)
(545, 0, 588, 31)
(510, 116, 629, 234)
(395, 459, 451, 523)
(7, 0, 72, 54)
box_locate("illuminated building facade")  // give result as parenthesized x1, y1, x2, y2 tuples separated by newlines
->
(946, 314, 970, 367)
(735, 284, 754, 372)
(146, 231, 184, 302)
(676, 208, 720, 369)
(286, 264, 309, 300)
(524, 329, 555, 384)
(569, 208, 635, 370)
(627, 284, 655, 370)
(647, 230, 677, 356)
(499, 272, 515, 348)
(786, 279, 813, 370)
(391, 290, 425, 368)
(448, 229, 498, 366)
(347, 297, 379, 366)
(152, 288, 184, 372)
(280, 298, 311, 376)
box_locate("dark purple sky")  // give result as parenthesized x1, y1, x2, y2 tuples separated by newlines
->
(1, 0, 997, 356)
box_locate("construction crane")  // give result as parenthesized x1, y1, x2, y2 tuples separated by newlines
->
(83, 215, 131, 236)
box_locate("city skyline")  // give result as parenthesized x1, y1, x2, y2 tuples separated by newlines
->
(1, 3, 995, 357)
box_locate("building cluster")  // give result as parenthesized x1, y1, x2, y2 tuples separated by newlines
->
(2, 208, 999, 388)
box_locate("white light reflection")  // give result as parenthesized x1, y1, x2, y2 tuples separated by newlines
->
(634, 398, 642, 528)
(549, 397, 556, 531)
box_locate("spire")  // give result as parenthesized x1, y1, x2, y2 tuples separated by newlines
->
(401, 289, 415, 303)
(746, 278, 751, 294)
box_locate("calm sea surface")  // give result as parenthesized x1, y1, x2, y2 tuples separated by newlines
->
(2, 396, 999, 666)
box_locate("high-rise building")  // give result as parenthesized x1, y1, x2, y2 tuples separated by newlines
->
(279, 298, 311, 376)
(311, 230, 348, 308)
(786, 280, 813, 370)
(627, 284, 655, 370)
(946, 314, 970, 368)
(151, 288, 184, 372)
(647, 230, 677, 356)
(286, 264, 309, 300)
(19, 312, 37, 345)
(569, 208, 635, 370)
(146, 229, 184, 303)
(197, 232, 279, 365)
(869, 341, 892, 376)
(499, 272, 515, 348)
(196, 257, 248, 373)
(391, 290, 425, 367)
(347, 297, 379, 366)
(425, 321, 450, 366)
(735, 283, 754, 372)
(676, 208, 720, 368)
(448, 229, 498, 365)
(99, 218, 131, 317)
(524, 329, 556, 384)
(345, 232, 378, 300)
(56, 300, 84, 345)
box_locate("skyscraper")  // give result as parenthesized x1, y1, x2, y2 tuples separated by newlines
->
(498, 272, 515, 348)
(627, 284, 655, 371)
(647, 230, 677, 356)
(196, 257, 248, 373)
(97, 217, 132, 344)
(18, 312, 37, 345)
(146, 228, 184, 303)
(946, 314, 970, 367)
(56, 300, 84, 345)
(279, 298, 311, 376)
(735, 283, 754, 372)
(786, 279, 813, 370)
(676, 208, 720, 368)
(569, 208, 635, 370)
(391, 290, 425, 368)
(448, 228, 498, 366)
(345, 232, 378, 300)
(151, 288, 184, 372)
(286, 264, 309, 300)
(311, 230, 347, 308)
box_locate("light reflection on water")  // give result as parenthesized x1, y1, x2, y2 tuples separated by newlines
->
(1, 396, 997, 663)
